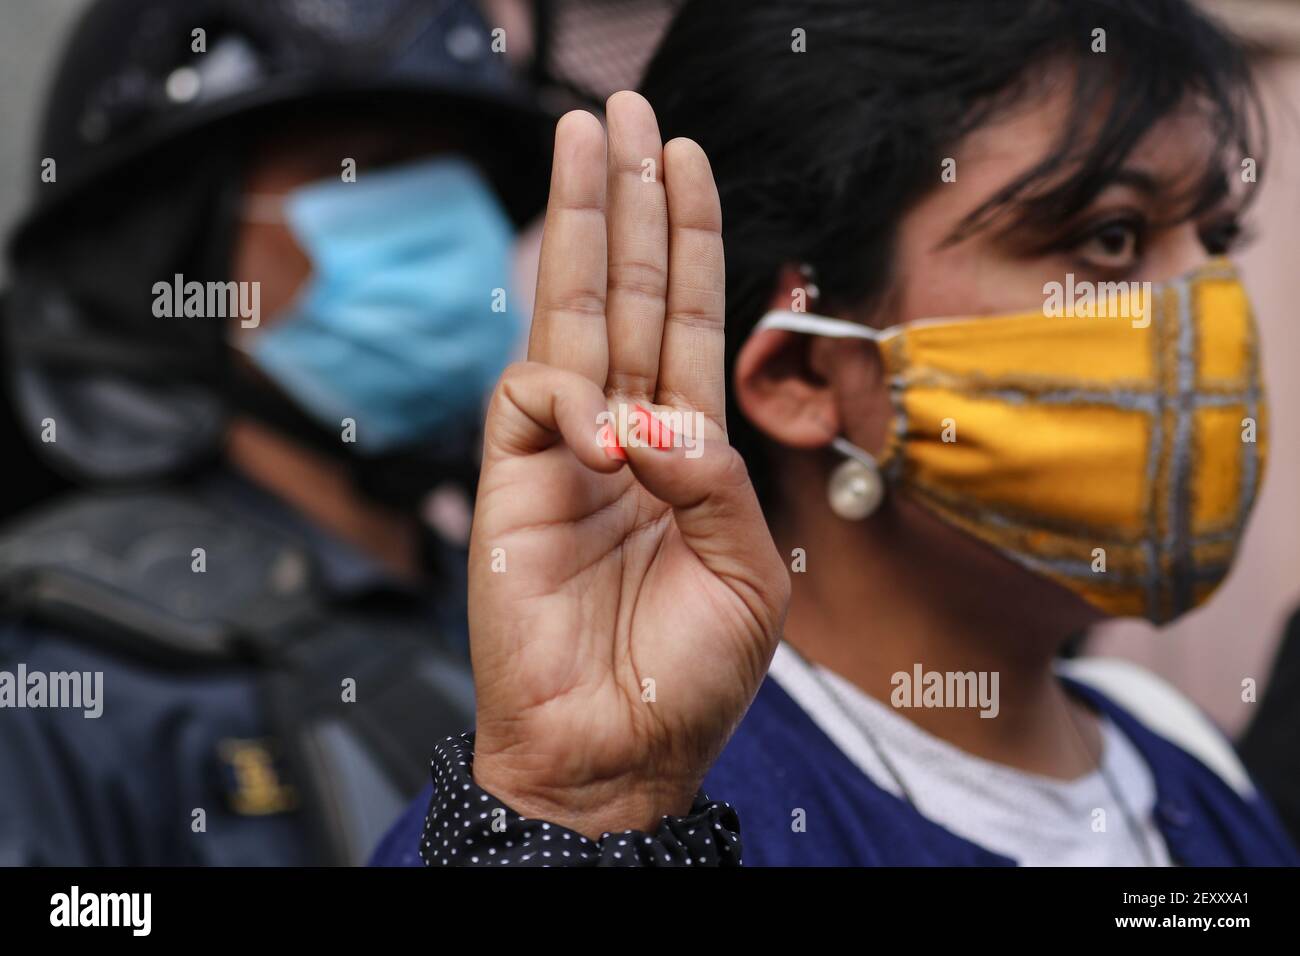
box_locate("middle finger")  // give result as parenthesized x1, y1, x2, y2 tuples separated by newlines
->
(603, 91, 669, 402)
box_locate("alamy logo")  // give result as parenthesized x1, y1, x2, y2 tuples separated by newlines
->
(50, 886, 151, 936)
(891, 664, 1000, 718)
(1042, 274, 1152, 328)
(0, 665, 102, 718)
(153, 273, 260, 328)
(597, 404, 705, 459)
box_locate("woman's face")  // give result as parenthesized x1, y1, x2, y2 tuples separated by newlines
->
(735, 68, 1249, 625)
(886, 78, 1243, 332)
(840, 77, 1245, 468)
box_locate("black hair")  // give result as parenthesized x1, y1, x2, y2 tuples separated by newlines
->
(640, 0, 1265, 508)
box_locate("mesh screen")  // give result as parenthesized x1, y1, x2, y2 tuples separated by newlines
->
(534, 0, 685, 110)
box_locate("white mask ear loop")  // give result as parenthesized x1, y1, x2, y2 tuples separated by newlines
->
(755, 309, 887, 520)
(755, 309, 886, 342)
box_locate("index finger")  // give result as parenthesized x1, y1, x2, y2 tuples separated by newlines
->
(528, 110, 610, 386)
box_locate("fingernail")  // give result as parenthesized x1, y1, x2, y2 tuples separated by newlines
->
(598, 423, 628, 460)
(633, 404, 676, 450)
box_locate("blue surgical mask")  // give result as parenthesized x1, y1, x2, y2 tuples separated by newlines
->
(243, 157, 519, 453)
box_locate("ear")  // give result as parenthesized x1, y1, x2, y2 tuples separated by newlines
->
(734, 265, 889, 453)
(734, 326, 838, 449)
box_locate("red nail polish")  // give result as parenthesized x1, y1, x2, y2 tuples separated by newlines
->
(598, 423, 627, 460)
(634, 404, 676, 449)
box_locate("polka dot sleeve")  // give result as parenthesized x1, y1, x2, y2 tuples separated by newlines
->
(419, 733, 743, 867)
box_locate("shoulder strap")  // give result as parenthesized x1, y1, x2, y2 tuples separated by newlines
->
(264, 611, 474, 864)
(0, 488, 325, 666)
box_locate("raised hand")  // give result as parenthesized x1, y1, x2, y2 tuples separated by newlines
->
(468, 92, 789, 839)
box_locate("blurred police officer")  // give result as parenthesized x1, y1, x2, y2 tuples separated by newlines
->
(0, 0, 551, 865)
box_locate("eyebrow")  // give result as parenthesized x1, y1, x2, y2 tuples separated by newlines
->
(947, 151, 1237, 252)
(1105, 166, 1232, 209)
(1103, 168, 1161, 196)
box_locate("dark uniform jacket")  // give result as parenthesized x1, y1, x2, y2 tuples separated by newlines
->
(0, 471, 473, 865)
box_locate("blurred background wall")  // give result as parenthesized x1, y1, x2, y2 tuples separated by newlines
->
(0, 0, 87, 285)
(1, 0, 1296, 734)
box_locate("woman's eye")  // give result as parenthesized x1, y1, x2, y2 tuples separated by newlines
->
(1074, 220, 1141, 270)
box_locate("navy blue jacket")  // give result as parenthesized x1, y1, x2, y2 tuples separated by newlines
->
(0, 473, 469, 866)
(373, 675, 1299, 867)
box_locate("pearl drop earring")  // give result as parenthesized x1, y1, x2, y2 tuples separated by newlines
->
(827, 436, 884, 520)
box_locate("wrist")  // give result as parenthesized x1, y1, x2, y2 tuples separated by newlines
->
(421, 734, 743, 867)
(471, 751, 696, 841)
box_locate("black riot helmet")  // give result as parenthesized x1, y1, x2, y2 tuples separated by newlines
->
(3, 0, 554, 490)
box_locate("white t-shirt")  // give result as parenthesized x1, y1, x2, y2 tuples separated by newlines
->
(767, 643, 1174, 866)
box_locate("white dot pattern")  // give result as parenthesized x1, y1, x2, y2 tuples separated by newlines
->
(418, 733, 743, 867)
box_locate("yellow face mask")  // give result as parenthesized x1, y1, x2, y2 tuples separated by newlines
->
(756, 259, 1267, 624)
